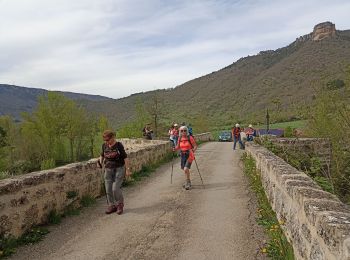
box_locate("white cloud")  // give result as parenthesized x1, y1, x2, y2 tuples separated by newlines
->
(0, 0, 349, 98)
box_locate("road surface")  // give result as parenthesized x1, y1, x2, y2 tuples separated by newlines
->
(11, 142, 266, 260)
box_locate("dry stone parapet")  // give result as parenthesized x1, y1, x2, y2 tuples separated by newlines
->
(246, 142, 350, 260)
(0, 139, 171, 238)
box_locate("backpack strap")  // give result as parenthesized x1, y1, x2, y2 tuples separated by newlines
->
(188, 135, 194, 149)
(178, 135, 194, 149)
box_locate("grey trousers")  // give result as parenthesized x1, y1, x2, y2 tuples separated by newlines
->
(104, 166, 125, 205)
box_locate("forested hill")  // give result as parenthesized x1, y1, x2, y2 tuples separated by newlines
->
(1, 22, 350, 126)
(0, 84, 111, 120)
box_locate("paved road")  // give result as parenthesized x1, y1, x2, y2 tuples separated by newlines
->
(11, 142, 266, 260)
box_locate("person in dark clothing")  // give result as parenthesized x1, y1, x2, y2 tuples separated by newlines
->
(245, 124, 256, 142)
(99, 130, 131, 215)
(231, 123, 245, 150)
(188, 124, 193, 136)
(142, 124, 153, 140)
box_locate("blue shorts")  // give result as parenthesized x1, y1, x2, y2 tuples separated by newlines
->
(180, 152, 192, 169)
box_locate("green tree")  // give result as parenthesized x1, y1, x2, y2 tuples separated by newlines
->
(63, 101, 90, 161)
(118, 99, 151, 138)
(21, 92, 72, 162)
(192, 114, 210, 133)
(0, 93, 110, 177)
(147, 91, 163, 137)
(0, 116, 22, 172)
(20, 92, 97, 169)
(308, 86, 350, 202)
(0, 126, 6, 147)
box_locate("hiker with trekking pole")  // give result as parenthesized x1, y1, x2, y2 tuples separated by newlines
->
(98, 130, 131, 215)
(173, 125, 199, 190)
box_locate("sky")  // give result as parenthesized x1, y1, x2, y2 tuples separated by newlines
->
(0, 0, 349, 99)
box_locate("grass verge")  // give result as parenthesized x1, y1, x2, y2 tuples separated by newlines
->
(0, 194, 97, 259)
(0, 227, 49, 259)
(80, 195, 96, 207)
(242, 153, 295, 260)
(255, 120, 306, 130)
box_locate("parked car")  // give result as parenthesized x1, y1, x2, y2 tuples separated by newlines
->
(218, 131, 232, 142)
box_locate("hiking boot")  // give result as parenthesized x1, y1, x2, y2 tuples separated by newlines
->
(116, 203, 124, 215)
(182, 181, 191, 188)
(105, 205, 117, 214)
(184, 180, 191, 190)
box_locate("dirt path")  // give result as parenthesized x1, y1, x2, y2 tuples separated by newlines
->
(10, 142, 266, 260)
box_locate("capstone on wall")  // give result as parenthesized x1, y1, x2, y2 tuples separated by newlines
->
(246, 143, 350, 260)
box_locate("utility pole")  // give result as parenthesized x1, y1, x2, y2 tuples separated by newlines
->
(149, 91, 161, 138)
(153, 94, 159, 137)
(266, 108, 270, 134)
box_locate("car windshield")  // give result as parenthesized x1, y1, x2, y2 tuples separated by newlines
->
(220, 132, 231, 136)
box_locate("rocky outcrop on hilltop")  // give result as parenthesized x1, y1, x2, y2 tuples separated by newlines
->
(312, 21, 336, 40)
(296, 21, 337, 44)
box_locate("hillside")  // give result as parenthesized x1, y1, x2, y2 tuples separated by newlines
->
(0, 84, 111, 120)
(82, 22, 350, 127)
(1, 22, 350, 127)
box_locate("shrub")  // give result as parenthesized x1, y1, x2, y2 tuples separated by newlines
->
(48, 210, 61, 224)
(0, 171, 11, 180)
(66, 190, 78, 199)
(0, 227, 49, 258)
(8, 160, 34, 175)
(64, 205, 80, 216)
(40, 158, 56, 171)
(284, 126, 293, 137)
(307, 86, 350, 203)
(326, 79, 345, 90)
(260, 138, 334, 195)
(80, 195, 96, 207)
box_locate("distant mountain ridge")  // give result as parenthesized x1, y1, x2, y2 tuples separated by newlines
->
(1, 22, 350, 126)
(0, 84, 111, 120)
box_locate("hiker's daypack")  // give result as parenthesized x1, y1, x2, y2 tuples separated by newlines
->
(188, 126, 193, 136)
(178, 135, 194, 149)
(102, 142, 121, 160)
(232, 127, 241, 138)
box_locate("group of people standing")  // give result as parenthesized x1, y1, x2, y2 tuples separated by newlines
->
(98, 122, 197, 215)
(142, 124, 154, 140)
(97, 122, 255, 215)
(231, 123, 256, 150)
(168, 122, 193, 148)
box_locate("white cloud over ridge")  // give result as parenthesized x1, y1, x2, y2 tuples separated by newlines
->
(0, 0, 349, 98)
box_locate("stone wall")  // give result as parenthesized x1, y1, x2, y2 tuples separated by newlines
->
(193, 132, 213, 142)
(156, 132, 213, 142)
(0, 139, 172, 238)
(270, 138, 332, 170)
(245, 143, 350, 260)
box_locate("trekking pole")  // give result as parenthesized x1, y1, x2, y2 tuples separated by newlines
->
(98, 160, 108, 204)
(194, 158, 205, 188)
(171, 151, 174, 184)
